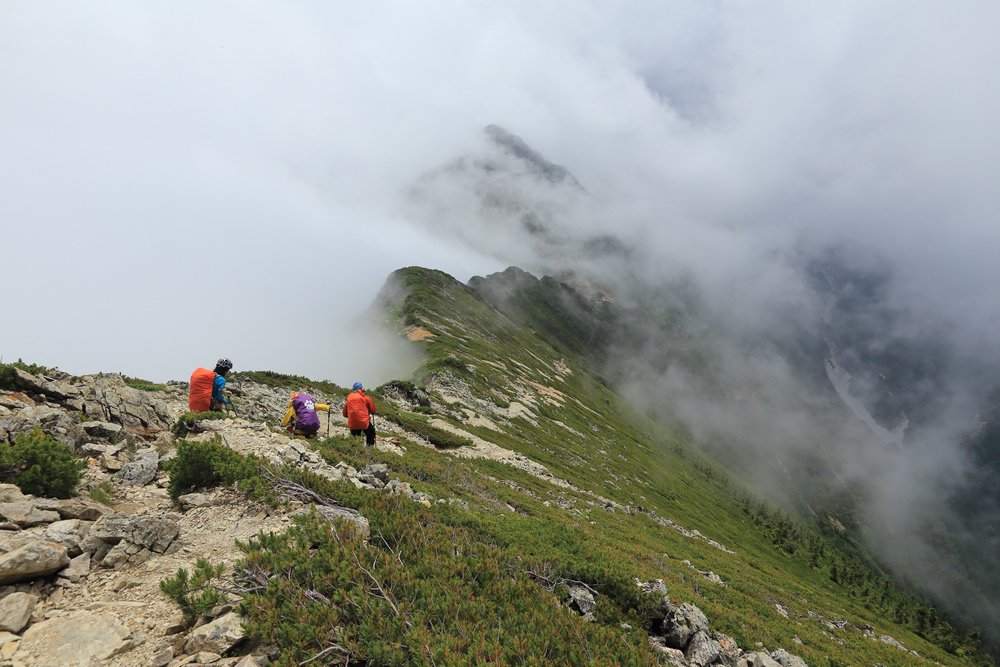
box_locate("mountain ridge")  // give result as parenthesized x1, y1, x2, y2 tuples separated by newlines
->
(0, 265, 991, 665)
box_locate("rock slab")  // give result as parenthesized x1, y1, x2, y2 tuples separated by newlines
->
(0, 539, 70, 585)
(15, 612, 131, 665)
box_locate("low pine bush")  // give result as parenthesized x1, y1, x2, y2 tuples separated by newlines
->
(381, 409, 472, 449)
(0, 428, 85, 498)
(164, 436, 263, 500)
(122, 375, 167, 392)
(235, 500, 658, 666)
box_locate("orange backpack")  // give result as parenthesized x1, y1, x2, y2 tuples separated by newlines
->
(188, 367, 216, 411)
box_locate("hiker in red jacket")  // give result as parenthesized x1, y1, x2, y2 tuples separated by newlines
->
(343, 381, 377, 445)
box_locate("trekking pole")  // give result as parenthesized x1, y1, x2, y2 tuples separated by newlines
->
(327, 405, 331, 438)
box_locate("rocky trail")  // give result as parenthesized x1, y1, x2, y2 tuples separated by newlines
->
(0, 371, 419, 667)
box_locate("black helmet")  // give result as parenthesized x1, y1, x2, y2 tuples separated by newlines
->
(216, 358, 233, 372)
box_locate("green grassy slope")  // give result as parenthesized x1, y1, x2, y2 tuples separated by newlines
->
(365, 266, 986, 665)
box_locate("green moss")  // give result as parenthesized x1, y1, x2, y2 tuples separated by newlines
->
(88, 481, 115, 506)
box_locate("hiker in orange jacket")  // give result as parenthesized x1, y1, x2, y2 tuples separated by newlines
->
(343, 381, 377, 445)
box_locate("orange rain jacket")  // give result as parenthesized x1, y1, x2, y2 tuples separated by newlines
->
(342, 390, 377, 430)
(188, 368, 216, 412)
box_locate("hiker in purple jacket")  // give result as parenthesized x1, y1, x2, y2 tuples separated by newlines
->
(280, 391, 331, 437)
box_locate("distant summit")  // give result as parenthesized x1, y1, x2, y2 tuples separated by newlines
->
(408, 124, 624, 271)
(483, 124, 584, 190)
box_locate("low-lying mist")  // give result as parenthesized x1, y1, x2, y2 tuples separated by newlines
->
(407, 121, 1000, 646)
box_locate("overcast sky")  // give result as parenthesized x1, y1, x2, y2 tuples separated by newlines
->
(3, 1, 999, 384)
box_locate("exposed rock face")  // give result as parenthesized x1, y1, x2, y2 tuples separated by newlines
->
(81, 420, 126, 443)
(313, 505, 371, 539)
(660, 602, 709, 650)
(0, 501, 60, 528)
(0, 485, 29, 504)
(114, 457, 158, 486)
(566, 584, 596, 618)
(15, 612, 132, 665)
(0, 405, 84, 449)
(44, 519, 91, 556)
(685, 630, 721, 666)
(82, 513, 179, 567)
(771, 648, 809, 667)
(0, 537, 70, 585)
(0, 591, 38, 633)
(2, 369, 181, 438)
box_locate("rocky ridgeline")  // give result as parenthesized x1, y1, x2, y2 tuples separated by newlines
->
(0, 368, 811, 666)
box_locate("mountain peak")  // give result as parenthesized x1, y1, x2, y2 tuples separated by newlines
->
(483, 124, 584, 190)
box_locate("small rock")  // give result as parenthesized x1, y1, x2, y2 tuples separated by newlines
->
(233, 656, 268, 667)
(713, 631, 742, 660)
(385, 479, 413, 496)
(149, 646, 174, 667)
(80, 442, 109, 456)
(150, 646, 174, 667)
(44, 519, 89, 556)
(184, 611, 244, 655)
(62, 552, 92, 581)
(194, 651, 222, 664)
(101, 452, 124, 471)
(0, 638, 19, 661)
(0, 591, 38, 633)
(741, 652, 782, 667)
(127, 515, 180, 553)
(53, 497, 107, 521)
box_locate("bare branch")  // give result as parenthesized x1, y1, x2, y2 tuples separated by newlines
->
(299, 642, 350, 666)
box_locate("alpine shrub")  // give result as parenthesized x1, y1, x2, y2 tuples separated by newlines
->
(159, 558, 226, 626)
(236, 502, 658, 665)
(0, 428, 85, 498)
(165, 436, 262, 500)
